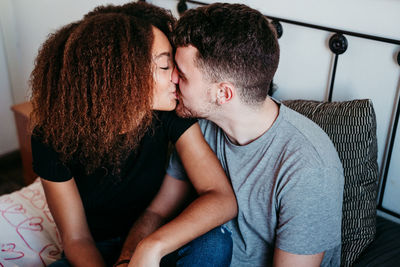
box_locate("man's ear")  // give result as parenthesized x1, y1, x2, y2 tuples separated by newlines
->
(216, 82, 235, 105)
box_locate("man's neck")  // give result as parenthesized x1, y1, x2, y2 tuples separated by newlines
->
(209, 97, 279, 146)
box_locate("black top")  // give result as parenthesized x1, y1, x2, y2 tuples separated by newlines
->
(32, 111, 196, 241)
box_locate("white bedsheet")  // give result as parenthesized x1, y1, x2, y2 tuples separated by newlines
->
(0, 178, 62, 267)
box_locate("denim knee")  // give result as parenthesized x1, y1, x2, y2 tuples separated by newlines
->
(176, 225, 233, 267)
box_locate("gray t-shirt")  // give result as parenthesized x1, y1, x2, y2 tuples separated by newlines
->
(167, 103, 344, 267)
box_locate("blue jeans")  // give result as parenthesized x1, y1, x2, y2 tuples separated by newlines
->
(49, 226, 232, 267)
(161, 225, 232, 267)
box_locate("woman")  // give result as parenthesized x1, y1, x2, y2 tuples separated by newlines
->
(30, 2, 236, 266)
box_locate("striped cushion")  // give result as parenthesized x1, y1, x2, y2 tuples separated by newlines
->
(283, 99, 379, 267)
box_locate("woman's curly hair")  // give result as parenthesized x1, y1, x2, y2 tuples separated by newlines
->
(85, 1, 175, 43)
(30, 2, 174, 175)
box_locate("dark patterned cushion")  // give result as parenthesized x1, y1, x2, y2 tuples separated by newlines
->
(283, 99, 379, 267)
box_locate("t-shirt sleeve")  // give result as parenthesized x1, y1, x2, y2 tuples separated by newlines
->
(166, 148, 188, 181)
(166, 118, 212, 182)
(161, 111, 197, 144)
(31, 134, 73, 182)
(275, 166, 343, 255)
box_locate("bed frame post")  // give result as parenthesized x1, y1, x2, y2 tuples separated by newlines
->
(328, 33, 348, 102)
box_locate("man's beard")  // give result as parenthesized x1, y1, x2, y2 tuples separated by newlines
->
(175, 96, 217, 119)
(175, 99, 198, 118)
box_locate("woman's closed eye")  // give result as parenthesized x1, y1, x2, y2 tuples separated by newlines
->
(160, 61, 174, 70)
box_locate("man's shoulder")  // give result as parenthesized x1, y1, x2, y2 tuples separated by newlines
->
(280, 104, 327, 136)
(277, 104, 342, 170)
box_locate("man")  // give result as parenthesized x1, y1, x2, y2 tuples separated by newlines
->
(166, 3, 344, 267)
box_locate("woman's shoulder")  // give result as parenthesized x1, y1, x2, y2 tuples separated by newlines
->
(31, 126, 44, 141)
(31, 126, 73, 182)
(155, 111, 197, 143)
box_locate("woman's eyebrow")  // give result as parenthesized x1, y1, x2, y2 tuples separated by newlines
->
(154, 52, 171, 60)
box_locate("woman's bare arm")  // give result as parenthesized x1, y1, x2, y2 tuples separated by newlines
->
(41, 178, 106, 267)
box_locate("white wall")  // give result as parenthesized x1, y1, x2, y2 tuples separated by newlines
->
(0, 22, 18, 154)
(0, 0, 133, 105)
(1, 0, 399, 221)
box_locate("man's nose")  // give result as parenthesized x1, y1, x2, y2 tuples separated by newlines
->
(171, 66, 179, 84)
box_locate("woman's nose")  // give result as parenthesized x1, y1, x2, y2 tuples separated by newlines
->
(171, 66, 179, 84)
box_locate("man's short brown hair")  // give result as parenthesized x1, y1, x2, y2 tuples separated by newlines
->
(173, 3, 280, 105)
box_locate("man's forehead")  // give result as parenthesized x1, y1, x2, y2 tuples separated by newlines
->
(176, 45, 198, 59)
(175, 46, 198, 69)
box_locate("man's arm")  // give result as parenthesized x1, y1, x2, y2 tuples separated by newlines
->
(273, 248, 324, 267)
(125, 123, 237, 266)
(271, 166, 343, 267)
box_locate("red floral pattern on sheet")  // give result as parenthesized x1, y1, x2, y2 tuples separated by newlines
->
(0, 179, 62, 266)
(1, 244, 24, 260)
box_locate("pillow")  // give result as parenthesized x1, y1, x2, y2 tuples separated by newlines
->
(0, 178, 62, 266)
(283, 99, 379, 267)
